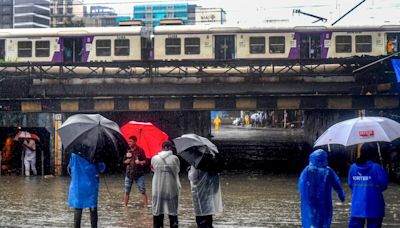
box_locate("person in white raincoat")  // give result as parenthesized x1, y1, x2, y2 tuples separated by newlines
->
(188, 166, 223, 228)
(151, 141, 181, 228)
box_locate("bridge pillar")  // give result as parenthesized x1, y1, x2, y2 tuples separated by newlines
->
(303, 109, 357, 146)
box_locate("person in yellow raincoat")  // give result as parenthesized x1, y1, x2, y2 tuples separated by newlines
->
(213, 115, 221, 130)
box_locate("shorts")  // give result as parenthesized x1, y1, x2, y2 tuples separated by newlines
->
(125, 175, 146, 194)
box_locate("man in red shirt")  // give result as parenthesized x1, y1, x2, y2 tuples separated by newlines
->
(123, 136, 148, 207)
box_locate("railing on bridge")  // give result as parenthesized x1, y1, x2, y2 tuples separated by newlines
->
(0, 58, 380, 79)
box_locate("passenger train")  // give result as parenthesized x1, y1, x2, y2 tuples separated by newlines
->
(0, 25, 399, 63)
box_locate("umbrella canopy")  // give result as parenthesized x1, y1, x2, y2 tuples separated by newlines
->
(14, 131, 40, 141)
(314, 116, 400, 147)
(173, 133, 218, 155)
(173, 134, 219, 169)
(57, 114, 127, 163)
(120, 121, 169, 158)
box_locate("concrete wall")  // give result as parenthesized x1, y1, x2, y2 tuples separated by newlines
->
(303, 109, 357, 145)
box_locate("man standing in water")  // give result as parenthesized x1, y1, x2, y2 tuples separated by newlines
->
(188, 150, 223, 228)
(23, 138, 37, 176)
(123, 136, 148, 207)
(151, 141, 180, 228)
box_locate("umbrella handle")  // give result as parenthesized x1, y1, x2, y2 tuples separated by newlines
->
(377, 143, 384, 166)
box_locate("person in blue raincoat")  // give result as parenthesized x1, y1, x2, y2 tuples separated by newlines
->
(348, 143, 388, 228)
(298, 149, 345, 228)
(68, 144, 105, 228)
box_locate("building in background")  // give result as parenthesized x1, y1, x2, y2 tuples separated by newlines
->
(50, 0, 84, 27)
(0, 0, 50, 28)
(83, 5, 119, 27)
(133, 3, 196, 28)
(195, 7, 226, 25)
(0, 0, 13, 28)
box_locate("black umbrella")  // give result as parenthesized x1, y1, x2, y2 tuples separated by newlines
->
(173, 134, 222, 172)
(57, 114, 127, 163)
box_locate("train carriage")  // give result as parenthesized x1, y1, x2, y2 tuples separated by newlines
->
(0, 26, 145, 63)
(1, 25, 400, 64)
(153, 25, 400, 61)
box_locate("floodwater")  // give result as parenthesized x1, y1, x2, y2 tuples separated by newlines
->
(1, 173, 400, 228)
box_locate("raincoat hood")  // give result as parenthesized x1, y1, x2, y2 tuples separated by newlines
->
(354, 161, 374, 174)
(157, 150, 173, 159)
(309, 149, 328, 168)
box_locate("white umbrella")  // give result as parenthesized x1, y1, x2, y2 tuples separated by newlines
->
(314, 116, 400, 147)
(314, 116, 400, 165)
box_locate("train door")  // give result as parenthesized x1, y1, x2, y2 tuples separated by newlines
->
(0, 39, 5, 61)
(300, 34, 321, 59)
(62, 37, 83, 62)
(387, 33, 399, 54)
(215, 35, 235, 60)
(141, 37, 151, 60)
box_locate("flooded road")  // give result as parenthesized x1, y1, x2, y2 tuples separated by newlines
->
(1, 173, 400, 227)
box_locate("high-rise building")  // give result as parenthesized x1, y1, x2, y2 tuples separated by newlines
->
(0, 0, 50, 28)
(133, 3, 197, 28)
(83, 6, 119, 27)
(0, 0, 13, 28)
(50, 0, 84, 27)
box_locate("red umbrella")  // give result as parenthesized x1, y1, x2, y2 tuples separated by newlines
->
(120, 121, 169, 158)
(14, 131, 40, 141)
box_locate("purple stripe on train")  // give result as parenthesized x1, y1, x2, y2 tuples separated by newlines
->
(288, 32, 332, 59)
(51, 36, 94, 63)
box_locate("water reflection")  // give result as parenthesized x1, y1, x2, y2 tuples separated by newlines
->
(0, 173, 399, 227)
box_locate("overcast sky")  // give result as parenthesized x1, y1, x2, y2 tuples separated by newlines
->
(83, 0, 400, 26)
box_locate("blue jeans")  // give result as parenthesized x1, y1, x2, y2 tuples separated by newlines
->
(124, 175, 146, 193)
(349, 217, 383, 228)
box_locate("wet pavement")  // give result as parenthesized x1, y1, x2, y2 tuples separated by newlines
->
(211, 125, 305, 143)
(1, 173, 400, 228)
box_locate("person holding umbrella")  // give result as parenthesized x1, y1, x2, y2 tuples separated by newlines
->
(151, 141, 180, 228)
(123, 136, 149, 207)
(188, 161, 223, 228)
(57, 114, 128, 228)
(68, 142, 106, 228)
(173, 134, 224, 227)
(298, 149, 345, 228)
(348, 143, 389, 228)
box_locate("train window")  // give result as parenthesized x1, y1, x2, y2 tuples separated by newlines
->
(35, 41, 50, 57)
(250, 37, 265, 54)
(166, 38, 181, 55)
(269, 36, 285, 54)
(96, 40, 111, 56)
(18, 41, 32, 57)
(184, 38, 200, 55)
(115, 39, 130, 56)
(335, 36, 352, 53)
(356, 35, 372, 53)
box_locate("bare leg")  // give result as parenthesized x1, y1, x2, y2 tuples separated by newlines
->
(142, 192, 148, 207)
(124, 192, 130, 207)
(74, 208, 83, 228)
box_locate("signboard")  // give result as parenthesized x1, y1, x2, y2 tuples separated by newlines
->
(54, 114, 63, 176)
(195, 8, 224, 24)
